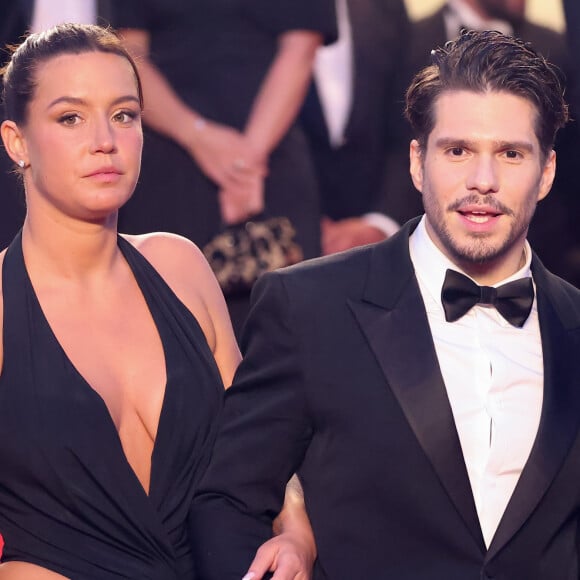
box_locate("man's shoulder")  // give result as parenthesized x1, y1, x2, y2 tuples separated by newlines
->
(535, 261, 580, 327)
(273, 242, 379, 290)
(254, 219, 417, 308)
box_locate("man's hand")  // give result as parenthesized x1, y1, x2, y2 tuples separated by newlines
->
(321, 216, 387, 255)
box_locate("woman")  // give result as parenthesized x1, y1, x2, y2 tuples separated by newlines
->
(106, 0, 337, 333)
(0, 24, 313, 579)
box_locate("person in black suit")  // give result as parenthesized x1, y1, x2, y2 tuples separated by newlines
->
(191, 31, 580, 579)
(400, 0, 580, 286)
(562, 0, 580, 283)
(300, 0, 413, 255)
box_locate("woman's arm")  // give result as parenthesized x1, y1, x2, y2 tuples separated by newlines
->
(244, 30, 322, 161)
(116, 29, 265, 210)
(243, 475, 316, 580)
(219, 30, 323, 224)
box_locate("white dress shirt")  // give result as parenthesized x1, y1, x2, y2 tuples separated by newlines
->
(313, 0, 353, 148)
(31, 0, 97, 32)
(409, 217, 543, 547)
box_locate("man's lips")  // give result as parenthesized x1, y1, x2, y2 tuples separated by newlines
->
(457, 207, 502, 225)
(457, 206, 502, 224)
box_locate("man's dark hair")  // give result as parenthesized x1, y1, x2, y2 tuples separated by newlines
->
(405, 30, 569, 160)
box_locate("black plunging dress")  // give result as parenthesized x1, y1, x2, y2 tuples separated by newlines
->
(0, 233, 224, 579)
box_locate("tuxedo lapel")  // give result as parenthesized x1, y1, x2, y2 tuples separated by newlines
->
(487, 260, 580, 560)
(349, 220, 485, 550)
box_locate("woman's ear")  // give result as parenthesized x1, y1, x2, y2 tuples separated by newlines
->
(1, 120, 28, 167)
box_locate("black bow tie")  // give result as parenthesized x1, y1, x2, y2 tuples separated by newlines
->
(441, 269, 534, 327)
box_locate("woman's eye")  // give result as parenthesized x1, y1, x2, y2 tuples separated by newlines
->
(58, 113, 81, 126)
(113, 110, 138, 124)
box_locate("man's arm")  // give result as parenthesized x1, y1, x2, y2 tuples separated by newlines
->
(191, 272, 313, 579)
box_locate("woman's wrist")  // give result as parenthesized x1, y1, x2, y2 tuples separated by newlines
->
(176, 113, 207, 153)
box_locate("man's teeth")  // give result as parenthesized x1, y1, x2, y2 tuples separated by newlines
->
(466, 213, 490, 223)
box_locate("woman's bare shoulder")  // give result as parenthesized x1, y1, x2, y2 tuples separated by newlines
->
(120, 232, 215, 302)
(120, 232, 240, 385)
(121, 233, 226, 333)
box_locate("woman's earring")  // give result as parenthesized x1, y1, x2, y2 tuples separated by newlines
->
(18, 160, 25, 168)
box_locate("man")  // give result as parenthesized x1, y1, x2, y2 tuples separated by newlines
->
(403, 0, 580, 286)
(300, 0, 412, 255)
(192, 31, 580, 579)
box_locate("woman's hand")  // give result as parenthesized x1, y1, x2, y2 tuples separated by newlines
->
(217, 174, 265, 224)
(242, 475, 316, 580)
(187, 120, 267, 191)
(241, 529, 315, 580)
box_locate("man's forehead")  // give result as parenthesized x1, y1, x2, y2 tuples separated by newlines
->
(427, 90, 541, 146)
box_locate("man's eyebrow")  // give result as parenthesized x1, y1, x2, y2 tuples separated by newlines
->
(433, 137, 471, 149)
(433, 137, 535, 153)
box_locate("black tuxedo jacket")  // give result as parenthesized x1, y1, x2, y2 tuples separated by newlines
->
(299, 0, 413, 221)
(192, 218, 580, 579)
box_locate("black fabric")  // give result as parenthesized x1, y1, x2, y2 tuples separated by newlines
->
(0, 233, 224, 579)
(441, 269, 535, 327)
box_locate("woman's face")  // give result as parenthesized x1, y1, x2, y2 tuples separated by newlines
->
(16, 50, 143, 224)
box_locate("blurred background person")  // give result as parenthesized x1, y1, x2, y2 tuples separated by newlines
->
(561, 0, 580, 285)
(106, 1, 337, 336)
(563, 0, 580, 113)
(300, 0, 411, 255)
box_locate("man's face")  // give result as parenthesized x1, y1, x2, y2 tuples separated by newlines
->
(409, 90, 555, 283)
(477, 0, 526, 25)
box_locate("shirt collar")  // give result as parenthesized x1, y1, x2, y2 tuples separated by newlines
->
(409, 215, 532, 306)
